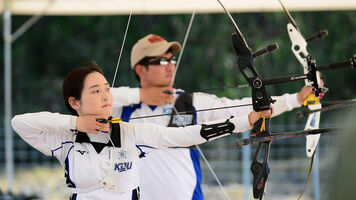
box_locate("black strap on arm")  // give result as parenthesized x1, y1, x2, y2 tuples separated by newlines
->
(167, 92, 196, 127)
(200, 118, 235, 141)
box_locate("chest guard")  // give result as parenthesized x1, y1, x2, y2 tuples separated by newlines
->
(167, 92, 196, 127)
(101, 122, 140, 192)
(70, 122, 140, 194)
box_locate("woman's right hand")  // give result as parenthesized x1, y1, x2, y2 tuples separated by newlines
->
(76, 115, 110, 134)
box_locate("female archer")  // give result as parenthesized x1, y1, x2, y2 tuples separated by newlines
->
(11, 62, 270, 200)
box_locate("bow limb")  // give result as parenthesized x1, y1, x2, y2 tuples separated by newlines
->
(170, 9, 196, 87)
(279, 0, 323, 158)
(215, 1, 276, 199)
(109, 1, 134, 99)
(278, 1, 325, 199)
(111, 7, 133, 88)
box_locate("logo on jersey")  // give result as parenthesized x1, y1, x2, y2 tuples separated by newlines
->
(114, 162, 132, 172)
(118, 150, 127, 159)
(162, 107, 172, 114)
(76, 150, 89, 155)
(172, 115, 193, 126)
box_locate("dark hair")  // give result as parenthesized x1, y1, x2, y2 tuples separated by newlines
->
(133, 57, 153, 81)
(62, 62, 103, 116)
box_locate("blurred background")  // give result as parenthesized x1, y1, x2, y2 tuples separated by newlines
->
(1, 0, 356, 199)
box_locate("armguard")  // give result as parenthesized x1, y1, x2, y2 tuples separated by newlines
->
(200, 118, 235, 141)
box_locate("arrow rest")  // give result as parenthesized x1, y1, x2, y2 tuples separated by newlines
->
(306, 55, 326, 97)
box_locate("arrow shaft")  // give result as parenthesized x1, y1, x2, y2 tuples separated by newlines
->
(123, 103, 253, 121)
(235, 127, 339, 147)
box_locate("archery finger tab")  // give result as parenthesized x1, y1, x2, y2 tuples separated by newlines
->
(162, 90, 173, 95)
(96, 118, 108, 124)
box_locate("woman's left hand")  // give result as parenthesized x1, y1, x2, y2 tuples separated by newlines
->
(249, 107, 274, 125)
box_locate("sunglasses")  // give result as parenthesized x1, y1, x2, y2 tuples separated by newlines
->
(145, 56, 177, 66)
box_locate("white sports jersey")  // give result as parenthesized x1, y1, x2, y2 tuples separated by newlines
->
(11, 111, 251, 200)
(111, 87, 300, 200)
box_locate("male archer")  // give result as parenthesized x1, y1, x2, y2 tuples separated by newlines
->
(111, 34, 313, 200)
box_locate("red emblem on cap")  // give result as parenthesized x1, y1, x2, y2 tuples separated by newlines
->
(148, 35, 166, 43)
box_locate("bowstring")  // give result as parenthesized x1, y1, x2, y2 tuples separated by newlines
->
(104, 0, 134, 148)
(170, 9, 232, 200)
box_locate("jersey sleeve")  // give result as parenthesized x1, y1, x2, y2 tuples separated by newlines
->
(111, 87, 140, 118)
(11, 112, 76, 157)
(130, 113, 251, 154)
(131, 122, 205, 151)
(111, 87, 140, 107)
(270, 93, 301, 117)
(193, 92, 253, 123)
(193, 92, 301, 122)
